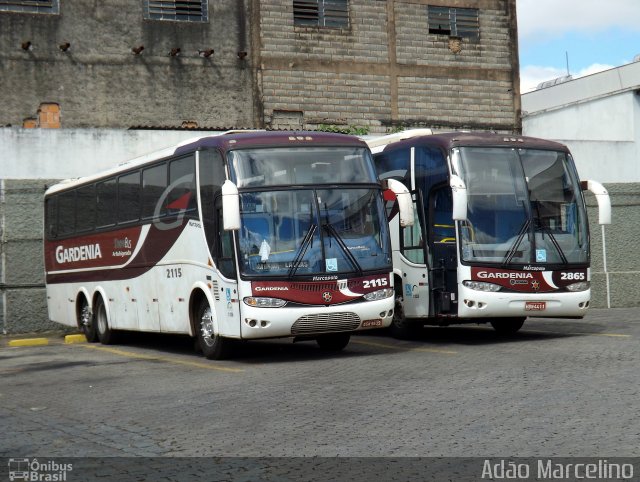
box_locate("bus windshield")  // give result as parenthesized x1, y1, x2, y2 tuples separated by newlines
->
(237, 188, 391, 277)
(457, 147, 588, 266)
(228, 146, 378, 187)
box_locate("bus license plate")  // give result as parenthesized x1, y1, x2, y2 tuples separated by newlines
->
(525, 301, 546, 311)
(362, 319, 383, 328)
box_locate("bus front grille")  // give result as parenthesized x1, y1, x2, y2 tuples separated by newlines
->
(291, 312, 361, 335)
(291, 281, 359, 292)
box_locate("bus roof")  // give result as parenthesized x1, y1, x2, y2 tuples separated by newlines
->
(45, 130, 368, 196)
(368, 130, 569, 154)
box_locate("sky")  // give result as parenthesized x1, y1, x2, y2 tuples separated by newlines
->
(517, 0, 640, 93)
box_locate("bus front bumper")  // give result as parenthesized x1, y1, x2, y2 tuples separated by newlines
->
(457, 285, 591, 319)
(239, 297, 394, 339)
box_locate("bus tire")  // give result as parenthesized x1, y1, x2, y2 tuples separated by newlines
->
(78, 297, 98, 343)
(389, 297, 421, 340)
(490, 317, 526, 335)
(316, 333, 350, 352)
(95, 297, 116, 345)
(196, 299, 232, 360)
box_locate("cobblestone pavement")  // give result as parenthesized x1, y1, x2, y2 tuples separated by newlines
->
(0, 308, 638, 479)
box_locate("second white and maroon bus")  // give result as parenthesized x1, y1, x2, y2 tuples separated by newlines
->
(367, 130, 611, 337)
(44, 131, 413, 359)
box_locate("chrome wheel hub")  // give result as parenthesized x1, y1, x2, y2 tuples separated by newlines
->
(80, 305, 92, 328)
(200, 307, 216, 347)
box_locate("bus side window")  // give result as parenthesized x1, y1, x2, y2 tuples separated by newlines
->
(118, 171, 141, 224)
(142, 164, 167, 219)
(96, 178, 117, 228)
(45, 196, 58, 239)
(167, 156, 196, 216)
(430, 187, 455, 243)
(76, 184, 96, 233)
(401, 199, 425, 264)
(57, 190, 76, 236)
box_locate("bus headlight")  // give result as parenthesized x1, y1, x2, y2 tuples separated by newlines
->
(566, 281, 590, 292)
(364, 288, 394, 301)
(243, 297, 287, 308)
(463, 280, 502, 292)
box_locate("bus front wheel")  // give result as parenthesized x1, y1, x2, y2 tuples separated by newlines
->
(196, 300, 232, 360)
(316, 333, 350, 352)
(389, 297, 421, 340)
(490, 317, 526, 335)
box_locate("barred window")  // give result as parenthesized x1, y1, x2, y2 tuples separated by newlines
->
(144, 0, 208, 22)
(0, 0, 59, 14)
(428, 6, 479, 39)
(294, 0, 348, 28)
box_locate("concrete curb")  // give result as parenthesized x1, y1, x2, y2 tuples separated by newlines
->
(65, 334, 88, 344)
(8, 338, 49, 347)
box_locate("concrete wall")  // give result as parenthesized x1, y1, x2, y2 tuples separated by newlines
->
(1, 179, 59, 334)
(0, 128, 221, 179)
(586, 184, 640, 309)
(2, 0, 520, 134)
(259, 0, 521, 132)
(0, 0, 257, 129)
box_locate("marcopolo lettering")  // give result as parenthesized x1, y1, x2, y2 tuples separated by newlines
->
(55, 244, 102, 264)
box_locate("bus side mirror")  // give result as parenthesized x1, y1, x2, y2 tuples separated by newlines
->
(450, 175, 468, 221)
(581, 180, 611, 225)
(222, 180, 241, 231)
(382, 178, 414, 227)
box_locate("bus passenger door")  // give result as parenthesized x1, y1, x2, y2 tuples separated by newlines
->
(398, 194, 430, 318)
(210, 198, 240, 338)
(428, 186, 458, 316)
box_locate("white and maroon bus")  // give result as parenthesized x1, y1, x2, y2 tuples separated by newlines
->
(367, 130, 611, 337)
(44, 131, 413, 358)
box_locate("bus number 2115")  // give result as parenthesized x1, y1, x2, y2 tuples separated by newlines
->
(363, 278, 388, 288)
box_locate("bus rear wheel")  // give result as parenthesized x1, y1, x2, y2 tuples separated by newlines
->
(95, 297, 116, 345)
(316, 333, 350, 352)
(78, 298, 98, 343)
(196, 300, 232, 360)
(490, 317, 526, 335)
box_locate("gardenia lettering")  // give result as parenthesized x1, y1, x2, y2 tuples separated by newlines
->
(55, 244, 102, 264)
(477, 271, 533, 280)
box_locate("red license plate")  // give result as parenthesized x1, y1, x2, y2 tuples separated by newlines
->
(525, 301, 546, 311)
(362, 319, 383, 328)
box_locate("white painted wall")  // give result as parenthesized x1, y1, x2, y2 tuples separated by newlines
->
(0, 128, 218, 180)
(522, 62, 640, 183)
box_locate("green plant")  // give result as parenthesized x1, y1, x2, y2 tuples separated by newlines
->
(316, 124, 370, 136)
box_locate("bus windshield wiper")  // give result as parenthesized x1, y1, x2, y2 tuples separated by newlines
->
(323, 223, 363, 276)
(535, 220, 568, 265)
(502, 219, 530, 267)
(287, 224, 317, 278)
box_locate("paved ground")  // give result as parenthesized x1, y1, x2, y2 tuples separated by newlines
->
(0, 308, 638, 480)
